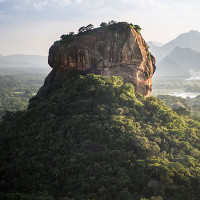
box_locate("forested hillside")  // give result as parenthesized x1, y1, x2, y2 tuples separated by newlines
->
(0, 74, 199, 200)
(158, 95, 200, 119)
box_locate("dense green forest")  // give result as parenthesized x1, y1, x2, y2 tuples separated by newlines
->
(157, 95, 200, 119)
(0, 74, 200, 200)
(0, 74, 46, 117)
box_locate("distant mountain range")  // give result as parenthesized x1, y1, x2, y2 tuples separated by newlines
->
(156, 47, 200, 77)
(147, 41, 163, 47)
(0, 54, 50, 74)
(148, 30, 200, 78)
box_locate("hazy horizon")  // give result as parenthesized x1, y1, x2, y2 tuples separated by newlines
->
(0, 0, 200, 56)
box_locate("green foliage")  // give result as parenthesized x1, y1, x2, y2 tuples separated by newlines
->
(141, 197, 163, 200)
(0, 74, 200, 200)
(53, 32, 75, 46)
(173, 107, 191, 116)
(0, 74, 45, 118)
(108, 20, 117, 25)
(0, 192, 56, 200)
(157, 94, 200, 118)
(78, 24, 94, 34)
(147, 51, 152, 61)
(53, 40, 61, 45)
(134, 24, 142, 33)
(107, 22, 131, 32)
(100, 22, 108, 27)
(86, 24, 94, 30)
(54, 24, 95, 45)
(60, 32, 75, 45)
(53, 21, 142, 46)
(106, 21, 142, 34)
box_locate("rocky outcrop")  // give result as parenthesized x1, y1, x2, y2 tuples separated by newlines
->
(37, 23, 156, 97)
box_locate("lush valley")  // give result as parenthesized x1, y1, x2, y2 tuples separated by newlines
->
(152, 78, 200, 118)
(0, 54, 50, 118)
(152, 78, 200, 96)
(0, 74, 200, 200)
(0, 73, 46, 117)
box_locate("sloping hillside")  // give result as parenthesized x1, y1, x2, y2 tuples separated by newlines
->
(0, 74, 200, 200)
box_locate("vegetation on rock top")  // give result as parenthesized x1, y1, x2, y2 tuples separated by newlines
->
(53, 21, 142, 46)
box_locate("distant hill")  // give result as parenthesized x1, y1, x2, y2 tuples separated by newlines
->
(155, 47, 200, 77)
(0, 54, 50, 74)
(148, 30, 200, 78)
(149, 30, 200, 61)
(147, 41, 163, 47)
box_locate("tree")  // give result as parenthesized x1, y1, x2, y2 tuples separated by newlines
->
(78, 26, 87, 33)
(100, 22, 108, 27)
(86, 24, 94, 31)
(60, 34, 68, 40)
(173, 107, 190, 116)
(134, 25, 141, 33)
(108, 20, 117, 25)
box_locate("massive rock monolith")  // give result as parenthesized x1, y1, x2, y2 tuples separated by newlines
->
(37, 22, 156, 97)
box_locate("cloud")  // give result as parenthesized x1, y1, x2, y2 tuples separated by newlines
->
(122, 0, 166, 9)
(0, 0, 5, 2)
(33, 0, 72, 10)
(76, 0, 82, 3)
(33, 1, 48, 10)
(172, 1, 199, 15)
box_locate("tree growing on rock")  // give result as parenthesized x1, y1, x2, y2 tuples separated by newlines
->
(78, 24, 94, 34)
(78, 26, 87, 33)
(134, 25, 142, 33)
(100, 22, 108, 27)
(86, 24, 94, 30)
(108, 20, 117, 25)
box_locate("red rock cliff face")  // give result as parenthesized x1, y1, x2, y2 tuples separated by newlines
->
(37, 26, 155, 97)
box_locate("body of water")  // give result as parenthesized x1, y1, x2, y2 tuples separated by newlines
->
(171, 92, 200, 98)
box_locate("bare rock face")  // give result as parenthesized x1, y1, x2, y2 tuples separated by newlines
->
(37, 24, 156, 97)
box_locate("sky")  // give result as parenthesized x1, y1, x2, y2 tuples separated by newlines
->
(0, 0, 200, 56)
